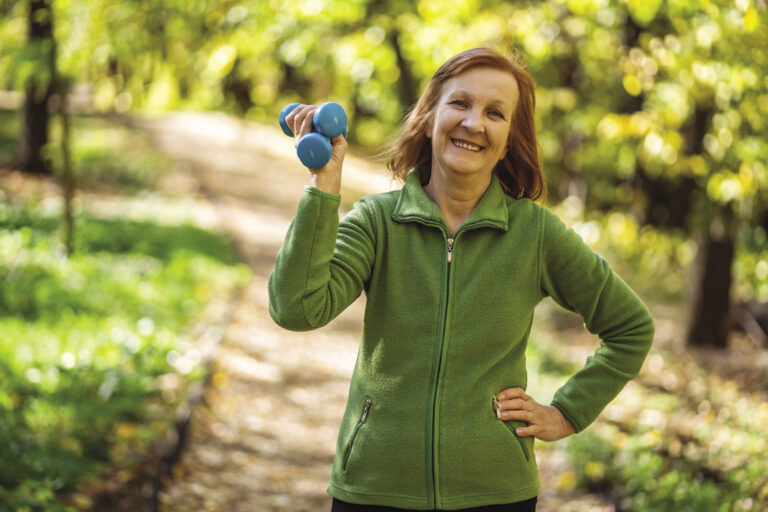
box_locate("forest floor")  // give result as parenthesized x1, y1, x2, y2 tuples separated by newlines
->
(122, 112, 617, 512)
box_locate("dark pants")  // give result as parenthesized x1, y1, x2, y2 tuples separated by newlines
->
(331, 496, 537, 512)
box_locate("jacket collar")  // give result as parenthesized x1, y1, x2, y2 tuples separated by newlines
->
(391, 167, 509, 233)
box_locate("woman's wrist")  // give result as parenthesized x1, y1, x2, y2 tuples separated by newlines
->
(310, 170, 342, 195)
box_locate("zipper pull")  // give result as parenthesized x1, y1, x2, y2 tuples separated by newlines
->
(447, 238, 454, 263)
(360, 398, 372, 423)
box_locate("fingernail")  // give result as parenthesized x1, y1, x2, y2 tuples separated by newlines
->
(496, 408, 502, 420)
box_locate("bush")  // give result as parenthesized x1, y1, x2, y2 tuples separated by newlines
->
(0, 205, 249, 510)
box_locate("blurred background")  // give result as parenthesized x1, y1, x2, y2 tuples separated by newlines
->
(1, 0, 767, 511)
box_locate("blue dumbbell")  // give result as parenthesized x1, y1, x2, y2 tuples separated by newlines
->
(278, 102, 348, 169)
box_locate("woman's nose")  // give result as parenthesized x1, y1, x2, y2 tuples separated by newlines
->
(461, 109, 484, 132)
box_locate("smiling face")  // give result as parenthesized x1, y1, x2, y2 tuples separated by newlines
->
(427, 66, 520, 184)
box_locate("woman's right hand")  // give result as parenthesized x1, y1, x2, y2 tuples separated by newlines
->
(284, 104, 347, 195)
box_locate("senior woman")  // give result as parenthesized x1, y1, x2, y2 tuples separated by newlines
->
(269, 48, 654, 511)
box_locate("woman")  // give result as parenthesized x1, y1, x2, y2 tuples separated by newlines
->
(269, 48, 654, 511)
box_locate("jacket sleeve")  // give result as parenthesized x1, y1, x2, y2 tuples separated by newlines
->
(268, 186, 376, 331)
(539, 208, 654, 433)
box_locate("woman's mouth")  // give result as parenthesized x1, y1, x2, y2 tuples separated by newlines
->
(451, 138, 483, 152)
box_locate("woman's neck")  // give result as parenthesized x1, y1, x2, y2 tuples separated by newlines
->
(423, 168, 492, 236)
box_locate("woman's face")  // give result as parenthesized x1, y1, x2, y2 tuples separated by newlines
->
(427, 67, 519, 182)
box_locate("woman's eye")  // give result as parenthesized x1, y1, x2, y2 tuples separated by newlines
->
(490, 110, 504, 119)
(450, 100, 467, 107)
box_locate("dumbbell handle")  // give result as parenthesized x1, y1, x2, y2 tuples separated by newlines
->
(279, 102, 348, 138)
(278, 102, 348, 169)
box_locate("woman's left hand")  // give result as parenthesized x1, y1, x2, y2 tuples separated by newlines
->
(495, 387, 575, 442)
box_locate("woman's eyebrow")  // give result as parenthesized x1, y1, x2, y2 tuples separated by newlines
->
(449, 90, 510, 110)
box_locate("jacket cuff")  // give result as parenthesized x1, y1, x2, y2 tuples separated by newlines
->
(304, 185, 341, 202)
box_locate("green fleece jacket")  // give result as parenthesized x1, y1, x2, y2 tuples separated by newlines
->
(268, 169, 654, 510)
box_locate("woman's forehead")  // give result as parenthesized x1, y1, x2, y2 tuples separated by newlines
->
(440, 67, 519, 107)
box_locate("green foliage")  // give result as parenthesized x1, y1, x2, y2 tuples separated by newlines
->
(564, 392, 768, 511)
(63, 119, 175, 191)
(0, 109, 250, 508)
(3, 2, 768, 505)
(0, 207, 240, 322)
(4, 0, 768, 244)
(0, 205, 249, 508)
(549, 196, 692, 303)
(0, 109, 18, 163)
(532, 314, 768, 511)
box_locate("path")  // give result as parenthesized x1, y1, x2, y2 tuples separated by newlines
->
(131, 112, 613, 512)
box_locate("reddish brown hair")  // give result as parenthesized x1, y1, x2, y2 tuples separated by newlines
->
(386, 48, 546, 200)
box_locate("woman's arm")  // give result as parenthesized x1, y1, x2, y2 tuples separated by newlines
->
(268, 188, 376, 331)
(284, 103, 345, 194)
(268, 105, 376, 331)
(537, 208, 655, 433)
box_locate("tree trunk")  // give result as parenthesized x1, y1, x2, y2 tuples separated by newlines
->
(686, 231, 734, 347)
(17, 0, 55, 174)
(58, 78, 75, 254)
(682, 101, 734, 348)
(636, 167, 696, 228)
(387, 30, 418, 115)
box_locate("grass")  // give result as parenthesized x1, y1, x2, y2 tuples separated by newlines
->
(1, 108, 174, 192)
(0, 111, 250, 511)
(527, 302, 768, 512)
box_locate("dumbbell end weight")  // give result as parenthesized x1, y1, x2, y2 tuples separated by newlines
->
(278, 103, 300, 137)
(296, 132, 333, 169)
(279, 102, 349, 139)
(314, 102, 348, 139)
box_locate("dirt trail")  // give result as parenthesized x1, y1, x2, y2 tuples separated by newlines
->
(133, 113, 612, 512)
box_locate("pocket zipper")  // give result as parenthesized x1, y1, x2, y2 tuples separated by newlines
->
(342, 397, 372, 472)
(492, 395, 530, 462)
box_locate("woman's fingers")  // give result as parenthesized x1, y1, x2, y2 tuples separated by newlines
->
(495, 392, 536, 423)
(285, 104, 317, 142)
(515, 423, 542, 438)
(494, 388, 575, 442)
(284, 103, 346, 193)
(298, 107, 316, 138)
(497, 398, 530, 412)
(497, 387, 529, 401)
(499, 408, 531, 421)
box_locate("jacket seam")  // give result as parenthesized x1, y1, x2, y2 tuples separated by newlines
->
(439, 483, 540, 500)
(361, 198, 379, 287)
(301, 190, 334, 327)
(328, 483, 427, 501)
(536, 207, 545, 297)
(328, 482, 538, 502)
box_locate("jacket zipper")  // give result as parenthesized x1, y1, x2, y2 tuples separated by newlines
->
(426, 234, 454, 509)
(342, 397, 372, 472)
(492, 395, 530, 462)
(418, 220, 498, 509)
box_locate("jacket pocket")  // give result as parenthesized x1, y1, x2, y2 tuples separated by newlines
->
(501, 419, 531, 462)
(342, 397, 372, 472)
(492, 395, 530, 462)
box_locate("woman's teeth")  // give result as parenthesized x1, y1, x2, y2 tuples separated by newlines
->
(452, 139, 482, 152)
